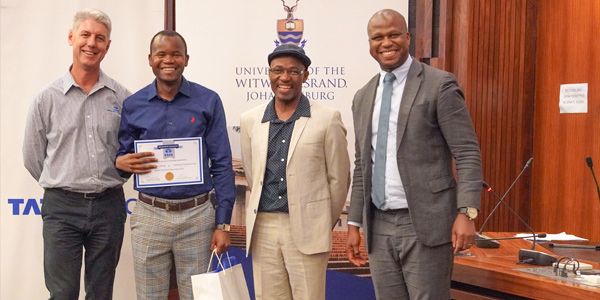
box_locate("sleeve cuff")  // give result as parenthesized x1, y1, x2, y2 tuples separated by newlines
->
(347, 221, 362, 228)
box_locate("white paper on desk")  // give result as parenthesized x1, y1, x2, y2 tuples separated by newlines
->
(515, 232, 588, 241)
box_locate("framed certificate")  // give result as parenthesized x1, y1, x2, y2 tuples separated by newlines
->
(134, 137, 204, 188)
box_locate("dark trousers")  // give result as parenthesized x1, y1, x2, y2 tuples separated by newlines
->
(42, 187, 126, 300)
(369, 208, 454, 300)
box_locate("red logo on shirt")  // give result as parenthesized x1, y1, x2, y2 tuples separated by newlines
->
(191, 117, 195, 123)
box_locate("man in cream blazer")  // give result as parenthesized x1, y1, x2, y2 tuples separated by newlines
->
(240, 44, 350, 300)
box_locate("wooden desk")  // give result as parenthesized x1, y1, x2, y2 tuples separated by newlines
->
(452, 232, 600, 299)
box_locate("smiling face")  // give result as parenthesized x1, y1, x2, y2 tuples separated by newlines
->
(367, 10, 411, 72)
(68, 18, 110, 72)
(148, 34, 189, 86)
(269, 56, 309, 104)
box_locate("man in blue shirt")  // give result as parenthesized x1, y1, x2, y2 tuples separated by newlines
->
(116, 30, 235, 300)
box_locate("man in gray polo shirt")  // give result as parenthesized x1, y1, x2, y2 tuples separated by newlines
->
(22, 8, 129, 300)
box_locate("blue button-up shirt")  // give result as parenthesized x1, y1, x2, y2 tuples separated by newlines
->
(117, 76, 235, 224)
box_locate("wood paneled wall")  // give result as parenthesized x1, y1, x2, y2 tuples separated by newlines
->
(462, 0, 537, 233)
(415, 0, 600, 240)
(531, 0, 600, 241)
(413, 0, 537, 232)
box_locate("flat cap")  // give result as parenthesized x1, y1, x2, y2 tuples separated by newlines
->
(268, 44, 311, 68)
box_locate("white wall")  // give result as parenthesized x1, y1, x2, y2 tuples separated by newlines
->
(1, 0, 407, 298)
(1, 1, 162, 298)
(177, 0, 407, 163)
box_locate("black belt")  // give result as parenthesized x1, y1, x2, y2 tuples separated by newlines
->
(47, 186, 121, 199)
(138, 193, 209, 212)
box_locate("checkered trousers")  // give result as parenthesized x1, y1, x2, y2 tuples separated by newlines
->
(131, 197, 216, 300)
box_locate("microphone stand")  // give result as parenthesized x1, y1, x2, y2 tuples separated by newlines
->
(548, 157, 600, 250)
(477, 233, 546, 241)
(586, 157, 600, 205)
(479, 158, 557, 265)
(477, 158, 534, 249)
(480, 182, 537, 250)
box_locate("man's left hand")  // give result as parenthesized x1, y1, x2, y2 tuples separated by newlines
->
(452, 214, 477, 254)
(210, 229, 231, 254)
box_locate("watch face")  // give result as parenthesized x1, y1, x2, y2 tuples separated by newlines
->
(217, 224, 231, 231)
(467, 208, 478, 219)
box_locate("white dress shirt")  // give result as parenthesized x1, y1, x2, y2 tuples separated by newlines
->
(370, 56, 413, 210)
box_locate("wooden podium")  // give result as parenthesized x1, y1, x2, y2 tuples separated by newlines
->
(452, 232, 600, 299)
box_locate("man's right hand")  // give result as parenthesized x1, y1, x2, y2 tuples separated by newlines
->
(116, 152, 157, 174)
(346, 225, 368, 267)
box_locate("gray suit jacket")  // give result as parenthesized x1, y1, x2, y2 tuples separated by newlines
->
(347, 60, 482, 249)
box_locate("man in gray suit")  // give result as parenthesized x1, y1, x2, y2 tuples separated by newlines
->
(345, 9, 483, 299)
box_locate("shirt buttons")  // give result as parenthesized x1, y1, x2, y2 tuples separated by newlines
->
(280, 178, 284, 181)
(88, 135, 92, 138)
(278, 196, 282, 199)
(168, 122, 173, 125)
(282, 139, 286, 143)
(281, 158, 285, 162)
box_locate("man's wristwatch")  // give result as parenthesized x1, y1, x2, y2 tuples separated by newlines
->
(216, 224, 231, 232)
(457, 207, 478, 220)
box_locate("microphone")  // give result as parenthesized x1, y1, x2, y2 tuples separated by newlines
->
(517, 249, 557, 266)
(476, 233, 546, 241)
(478, 158, 554, 265)
(478, 181, 537, 249)
(479, 185, 556, 266)
(477, 158, 534, 248)
(585, 157, 600, 204)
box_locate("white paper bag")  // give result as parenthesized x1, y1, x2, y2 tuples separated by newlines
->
(191, 251, 251, 300)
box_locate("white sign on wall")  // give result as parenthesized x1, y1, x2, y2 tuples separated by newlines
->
(559, 83, 588, 113)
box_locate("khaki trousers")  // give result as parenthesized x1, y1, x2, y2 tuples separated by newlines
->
(251, 212, 330, 300)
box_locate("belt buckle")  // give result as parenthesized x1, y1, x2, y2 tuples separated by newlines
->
(164, 202, 181, 211)
(83, 193, 95, 200)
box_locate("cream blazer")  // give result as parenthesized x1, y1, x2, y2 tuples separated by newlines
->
(240, 99, 350, 255)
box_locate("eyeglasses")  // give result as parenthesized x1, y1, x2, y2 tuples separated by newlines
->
(269, 68, 305, 77)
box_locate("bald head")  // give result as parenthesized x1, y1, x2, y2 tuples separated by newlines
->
(367, 9, 410, 72)
(368, 9, 407, 34)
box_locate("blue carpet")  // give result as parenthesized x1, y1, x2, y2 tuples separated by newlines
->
(224, 247, 375, 300)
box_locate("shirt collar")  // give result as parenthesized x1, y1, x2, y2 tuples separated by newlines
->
(261, 94, 311, 123)
(146, 76, 192, 101)
(62, 67, 114, 95)
(379, 55, 413, 85)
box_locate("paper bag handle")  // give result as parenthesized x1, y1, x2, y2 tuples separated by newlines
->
(206, 249, 233, 273)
